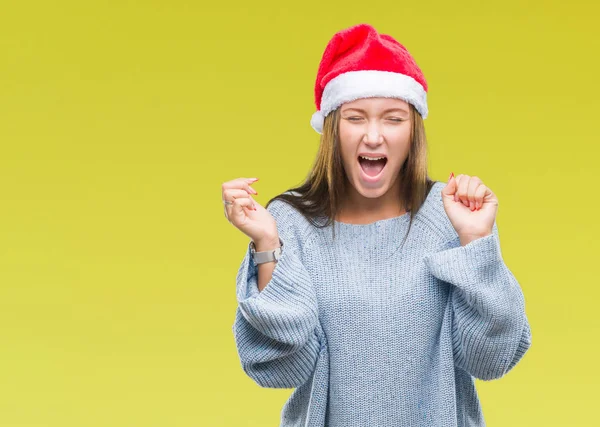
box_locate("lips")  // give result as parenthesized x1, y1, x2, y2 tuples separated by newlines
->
(357, 156, 387, 183)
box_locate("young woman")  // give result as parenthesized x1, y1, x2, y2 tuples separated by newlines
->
(222, 23, 532, 427)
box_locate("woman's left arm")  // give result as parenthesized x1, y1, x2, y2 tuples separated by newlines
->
(423, 222, 533, 380)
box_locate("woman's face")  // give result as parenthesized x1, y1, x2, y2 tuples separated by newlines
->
(338, 97, 412, 199)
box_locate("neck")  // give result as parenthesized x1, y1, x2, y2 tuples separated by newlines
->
(337, 178, 406, 223)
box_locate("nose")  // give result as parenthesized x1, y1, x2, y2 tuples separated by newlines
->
(363, 125, 384, 144)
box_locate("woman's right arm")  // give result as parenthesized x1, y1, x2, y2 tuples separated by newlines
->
(222, 180, 321, 388)
(233, 200, 321, 388)
(253, 236, 281, 292)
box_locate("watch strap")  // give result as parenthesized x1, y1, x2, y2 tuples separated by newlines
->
(250, 238, 283, 264)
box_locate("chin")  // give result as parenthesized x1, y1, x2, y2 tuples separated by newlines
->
(355, 178, 390, 197)
(361, 188, 388, 198)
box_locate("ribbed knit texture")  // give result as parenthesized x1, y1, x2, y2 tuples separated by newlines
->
(232, 181, 532, 427)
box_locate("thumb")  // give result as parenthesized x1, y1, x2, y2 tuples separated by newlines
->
(442, 172, 457, 196)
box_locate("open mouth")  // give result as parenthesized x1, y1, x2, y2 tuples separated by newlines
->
(358, 155, 388, 178)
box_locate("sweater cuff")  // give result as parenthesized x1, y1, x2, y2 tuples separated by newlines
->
(235, 235, 318, 345)
(422, 232, 503, 288)
(236, 241, 261, 300)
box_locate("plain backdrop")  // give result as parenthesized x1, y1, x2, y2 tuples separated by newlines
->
(1, 1, 598, 426)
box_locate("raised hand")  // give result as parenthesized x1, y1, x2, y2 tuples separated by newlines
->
(222, 177, 279, 247)
(441, 173, 499, 245)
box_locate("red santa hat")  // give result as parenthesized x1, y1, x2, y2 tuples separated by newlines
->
(310, 23, 429, 134)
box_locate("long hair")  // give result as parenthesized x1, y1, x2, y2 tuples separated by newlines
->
(266, 103, 438, 248)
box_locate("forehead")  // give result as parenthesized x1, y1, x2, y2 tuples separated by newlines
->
(341, 97, 410, 112)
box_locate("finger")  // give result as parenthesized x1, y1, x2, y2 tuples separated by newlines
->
(230, 194, 256, 221)
(453, 174, 464, 203)
(223, 188, 254, 203)
(474, 184, 487, 210)
(224, 189, 256, 216)
(221, 178, 254, 192)
(221, 178, 259, 198)
(467, 176, 482, 210)
(457, 174, 471, 207)
(221, 179, 258, 196)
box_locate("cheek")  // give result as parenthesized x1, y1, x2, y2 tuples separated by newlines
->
(339, 143, 356, 168)
(389, 130, 412, 153)
(338, 123, 357, 142)
(388, 125, 411, 140)
(338, 127, 359, 159)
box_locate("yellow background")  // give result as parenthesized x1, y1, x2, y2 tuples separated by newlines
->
(1, 1, 598, 426)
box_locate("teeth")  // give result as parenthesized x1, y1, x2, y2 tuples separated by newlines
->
(359, 155, 386, 161)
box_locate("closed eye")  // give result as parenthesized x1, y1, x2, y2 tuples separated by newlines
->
(346, 117, 404, 122)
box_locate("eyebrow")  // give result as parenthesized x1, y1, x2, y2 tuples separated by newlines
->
(342, 107, 409, 114)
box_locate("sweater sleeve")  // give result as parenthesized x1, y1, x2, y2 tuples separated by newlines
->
(232, 199, 321, 388)
(422, 221, 532, 381)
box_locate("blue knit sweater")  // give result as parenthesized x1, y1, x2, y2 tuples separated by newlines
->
(233, 181, 532, 426)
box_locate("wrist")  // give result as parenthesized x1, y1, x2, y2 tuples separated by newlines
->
(459, 230, 492, 246)
(253, 235, 281, 252)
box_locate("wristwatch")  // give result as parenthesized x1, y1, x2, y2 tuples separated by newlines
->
(250, 238, 283, 264)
